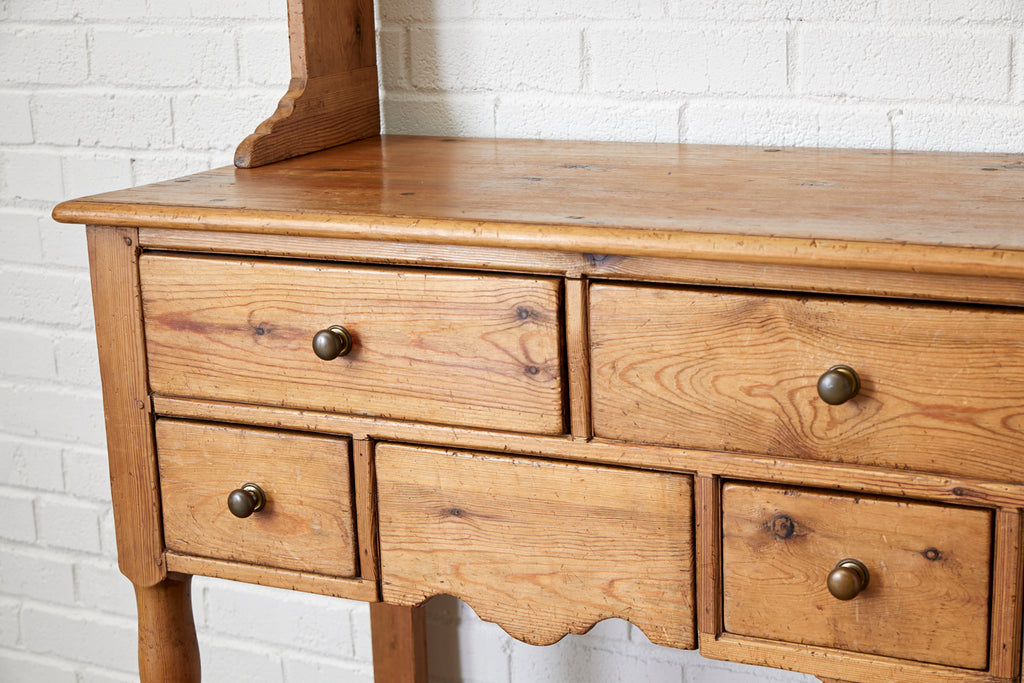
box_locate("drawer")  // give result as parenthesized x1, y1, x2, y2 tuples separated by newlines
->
(721, 483, 992, 669)
(376, 444, 695, 649)
(156, 419, 357, 577)
(590, 284, 1024, 481)
(140, 255, 564, 434)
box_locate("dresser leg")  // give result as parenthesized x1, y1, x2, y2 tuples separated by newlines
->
(370, 603, 427, 683)
(134, 575, 201, 683)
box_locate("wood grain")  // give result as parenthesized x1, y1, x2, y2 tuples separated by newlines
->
(86, 226, 165, 587)
(702, 633, 1006, 683)
(989, 509, 1023, 678)
(352, 438, 380, 586)
(156, 419, 357, 577)
(370, 603, 428, 683)
(376, 445, 695, 649)
(139, 254, 565, 434)
(591, 283, 1024, 482)
(564, 277, 592, 438)
(234, 0, 379, 167)
(721, 483, 992, 670)
(137, 227, 1024, 308)
(135, 576, 200, 683)
(164, 552, 378, 601)
(54, 136, 1024, 281)
(695, 475, 723, 638)
(152, 395, 1024, 509)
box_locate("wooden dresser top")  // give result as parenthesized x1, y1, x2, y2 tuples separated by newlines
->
(54, 135, 1024, 279)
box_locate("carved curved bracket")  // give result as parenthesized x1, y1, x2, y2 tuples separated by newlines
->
(234, 0, 380, 168)
(394, 590, 695, 651)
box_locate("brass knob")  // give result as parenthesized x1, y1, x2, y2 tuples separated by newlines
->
(817, 365, 861, 405)
(827, 558, 870, 600)
(227, 483, 266, 518)
(312, 325, 353, 360)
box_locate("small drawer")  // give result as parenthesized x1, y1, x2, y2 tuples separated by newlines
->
(721, 483, 992, 669)
(376, 444, 695, 649)
(156, 419, 357, 577)
(140, 255, 564, 434)
(590, 284, 1024, 481)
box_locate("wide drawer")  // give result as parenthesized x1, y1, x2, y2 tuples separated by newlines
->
(376, 444, 695, 649)
(721, 483, 992, 669)
(156, 419, 357, 577)
(140, 255, 565, 434)
(590, 284, 1024, 481)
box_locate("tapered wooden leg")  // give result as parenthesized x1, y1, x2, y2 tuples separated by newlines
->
(134, 575, 201, 683)
(370, 603, 427, 683)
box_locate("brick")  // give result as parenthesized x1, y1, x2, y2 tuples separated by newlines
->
(172, 91, 283, 152)
(885, 0, 1024, 22)
(508, 632, 683, 683)
(1015, 32, 1023, 103)
(99, 506, 117, 559)
(61, 153, 133, 201)
(91, 29, 238, 88)
(131, 154, 215, 187)
(0, 28, 88, 86)
(349, 601, 372, 662)
(204, 580, 356, 655)
(0, 489, 36, 543)
(893, 103, 1024, 152)
(2, 0, 146, 21)
(0, 547, 75, 603)
(409, 26, 581, 93)
(75, 668, 140, 683)
(197, 639, 283, 683)
(0, 435, 64, 492)
(0, 265, 94, 327)
(32, 92, 174, 149)
(686, 99, 894, 149)
(378, 27, 407, 92)
(36, 495, 103, 553)
(0, 384, 105, 447)
(0, 211, 43, 264)
(668, 0, 874, 20)
(0, 325, 55, 381)
(801, 27, 1011, 101)
(588, 26, 708, 95)
(706, 27, 789, 97)
(495, 94, 679, 143)
(146, 0, 275, 19)
(239, 25, 291, 86)
(473, 0, 659, 19)
(38, 218, 89, 271)
(379, 0, 473, 22)
(20, 603, 137, 672)
(0, 91, 33, 143)
(282, 654, 374, 683)
(0, 150, 63, 203)
(63, 447, 111, 502)
(0, 650, 77, 683)
(382, 93, 496, 137)
(54, 331, 101, 388)
(0, 595, 19, 647)
(74, 561, 136, 618)
(428, 610, 512, 683)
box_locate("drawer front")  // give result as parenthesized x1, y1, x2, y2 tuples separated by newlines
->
(156, 419, 357, 577)
(590, 284, 1024, 481)
(141, 255, 564, 434)
(722, 483, 992, 669)
(376, 445, 695, 649)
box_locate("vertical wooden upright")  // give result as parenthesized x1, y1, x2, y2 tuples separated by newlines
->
(234, 0, 380, 167)
(370, 602, 428, 683)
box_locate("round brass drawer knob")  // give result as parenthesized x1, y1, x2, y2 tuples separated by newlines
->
(827, 558, 870, 600)
(312, 325, 353, 361)
(817, 365, 861, 405)
(227, 483, 266, 518)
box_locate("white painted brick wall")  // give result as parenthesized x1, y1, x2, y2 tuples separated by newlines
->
(0, 0, 1020, 681)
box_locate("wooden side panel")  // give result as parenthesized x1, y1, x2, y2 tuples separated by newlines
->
(695, 475, 723, 638)
(352, 438, 380, 585)
(157, 420, 357, 577)
(721, 483, 992, 670)
(989, 509, 1023, 679)
(377, 445, 695, 649)
(565, 277, 592, 438)
(235, 0, 379, 167)
(140, 255, 565, 435)
(370, 603, 428, 683)
(591, 284, 1024, 483)
(86, 225, 165, 587)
